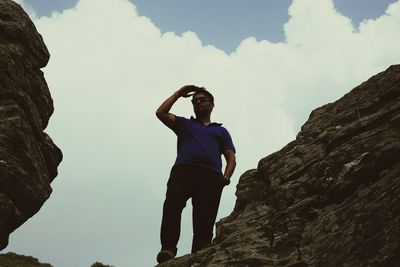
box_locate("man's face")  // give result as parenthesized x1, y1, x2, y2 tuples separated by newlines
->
(191, 93, 214, 116)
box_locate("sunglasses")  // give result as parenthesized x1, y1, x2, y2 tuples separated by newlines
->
(191, 97, 209, 105)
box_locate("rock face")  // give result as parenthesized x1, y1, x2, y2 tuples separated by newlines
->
(0, 0, 62, 250)
(159, 65, 400, 267)
(0, 252, 52, 267)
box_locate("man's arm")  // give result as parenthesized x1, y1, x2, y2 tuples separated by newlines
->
(155, 85, 200, 129)
(222, 149, 236, 185)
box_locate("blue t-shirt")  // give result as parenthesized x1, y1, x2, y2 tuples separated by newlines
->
(172, 116, 236, 174)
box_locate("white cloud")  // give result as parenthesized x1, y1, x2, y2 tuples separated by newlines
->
(5, 0, 400, 266)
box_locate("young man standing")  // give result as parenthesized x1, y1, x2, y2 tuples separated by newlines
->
(155, 85, 236, 263)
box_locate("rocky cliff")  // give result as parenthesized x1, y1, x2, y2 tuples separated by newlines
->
(159, 65, 400, 267)
(0, 0, 62, 250)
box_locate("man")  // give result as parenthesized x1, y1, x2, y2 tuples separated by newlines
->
(155, 85, 236, 263)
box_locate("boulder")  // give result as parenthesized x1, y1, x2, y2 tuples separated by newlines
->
(0, 0, 62, 250)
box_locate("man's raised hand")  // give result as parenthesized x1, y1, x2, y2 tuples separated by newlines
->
(177, 85, 203, 98)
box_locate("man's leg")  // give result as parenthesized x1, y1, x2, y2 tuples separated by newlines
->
(160, 166, 191, 257)
(191, 169, 224, 253)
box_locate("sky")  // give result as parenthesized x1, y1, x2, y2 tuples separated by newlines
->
(5, 0, 400, 266)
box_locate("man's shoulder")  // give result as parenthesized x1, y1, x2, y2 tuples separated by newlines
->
(175, 115, 191, 123)
(219, 125, 231, 134)
(175, 115, 186, 120)
(218, 125, 234, 139)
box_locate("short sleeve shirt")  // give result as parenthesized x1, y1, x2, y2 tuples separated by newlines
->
(172, 116, 235, 174)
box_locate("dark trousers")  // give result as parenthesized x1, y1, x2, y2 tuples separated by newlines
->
(160, 165, 224, 254)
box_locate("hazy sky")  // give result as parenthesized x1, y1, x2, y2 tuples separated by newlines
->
(6, 0, 400, 266)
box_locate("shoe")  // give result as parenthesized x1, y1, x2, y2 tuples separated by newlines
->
(157, 249, 175, 263)
(157, 250, 175, 263)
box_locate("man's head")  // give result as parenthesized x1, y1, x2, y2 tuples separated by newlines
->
(192, 89, 214, 104)
(191, 89, 214, 117)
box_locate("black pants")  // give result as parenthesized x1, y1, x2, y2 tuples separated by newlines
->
(160, 165, 224, 254)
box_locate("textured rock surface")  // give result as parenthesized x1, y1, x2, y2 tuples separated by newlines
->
(0, 0, 62, 249)
(0, 252, 52, 267)
(158, 65, 400, 266)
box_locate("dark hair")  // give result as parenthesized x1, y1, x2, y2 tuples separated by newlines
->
(192, 88, 214, 104)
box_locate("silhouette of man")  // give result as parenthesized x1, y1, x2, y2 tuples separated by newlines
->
(155, 85, 236, 263)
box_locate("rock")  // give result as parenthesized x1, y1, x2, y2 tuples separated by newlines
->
(0, 252, 52, 267)
(0, 0, 62, 250)
(91, 262, 115, 267)
(158, 65, 400, 267)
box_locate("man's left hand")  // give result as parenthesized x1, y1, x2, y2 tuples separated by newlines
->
(222, 176, 231, 186)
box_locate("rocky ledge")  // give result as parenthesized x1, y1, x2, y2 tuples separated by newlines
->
(159, 65, 400, 267)
(0, 252, 52, 267)
(0, 0, 62, 249)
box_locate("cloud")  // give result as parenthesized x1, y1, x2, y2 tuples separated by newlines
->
(6, 0, 400, 266)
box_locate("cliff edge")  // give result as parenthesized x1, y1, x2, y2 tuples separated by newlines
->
(0, 0, 62, 249)
(159, 65, 400, 267)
